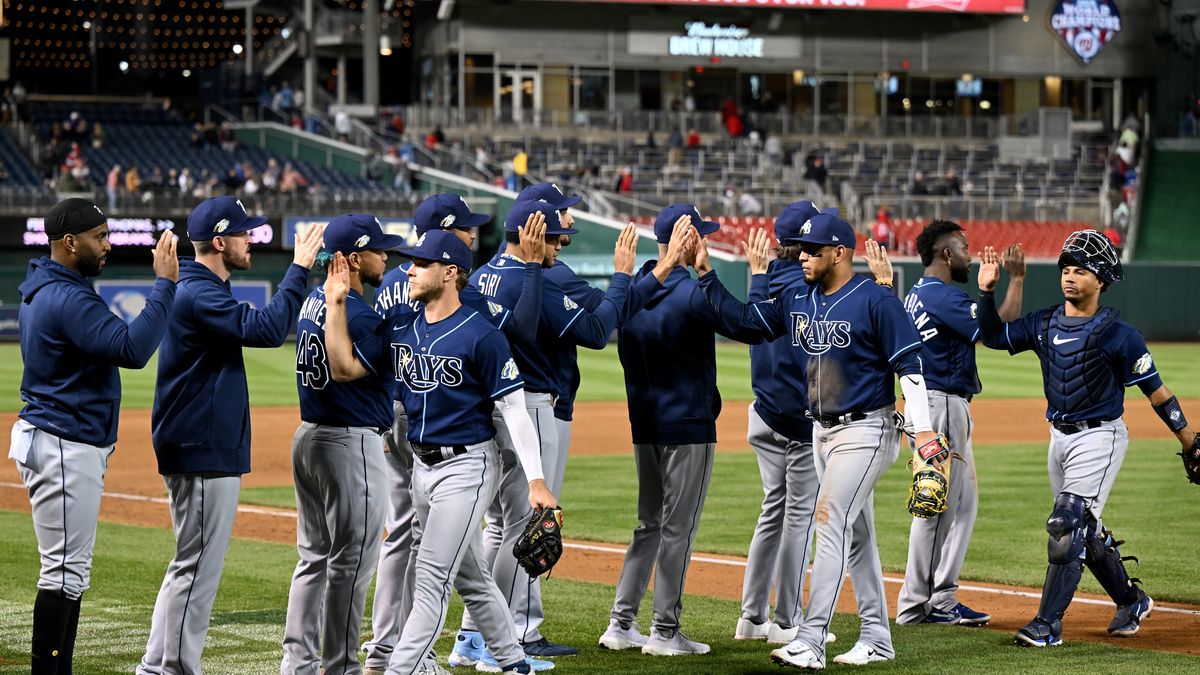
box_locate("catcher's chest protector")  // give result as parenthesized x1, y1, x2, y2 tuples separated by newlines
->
(1039, 306, 1119, 414)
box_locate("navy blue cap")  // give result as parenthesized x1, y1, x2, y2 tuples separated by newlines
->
(324, 213, 407, 254)
(504, 200, 578, 235)
(396, 230, 474, 272)
(773, 201, 822, 243)
(785, 211, 857, 249)
(515, 182, 583, 211)
(413, 193, 491, 235)
(186, 196, 268, 241)
(653, 203, 719, 243)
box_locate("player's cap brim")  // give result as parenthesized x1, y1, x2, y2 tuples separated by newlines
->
(370, 233, 409, 251)
(696, 220, 720, 237)
(545, 225, 580, 236)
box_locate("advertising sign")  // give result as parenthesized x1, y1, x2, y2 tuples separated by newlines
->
(1048, 0, 1121, 65)
(597, 0, 1023, 14)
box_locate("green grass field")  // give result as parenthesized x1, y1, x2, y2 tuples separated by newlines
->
(2, 342, 1199, 412)
(0, 512, 1194, 674)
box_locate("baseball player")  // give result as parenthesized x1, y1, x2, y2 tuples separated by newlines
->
(454, 199, 651, 667)
(280, 214, 408, 675)
(975, 231, 1199, 647)
(735, 201, 883, 646)
(895, 221, 1026, 627)
(12, 199, 177, 674)
(697, 212, 940, 669)
(138, 196, 324, 675)
(363, 194, 546, 674)
(600, 205, 764, 657)
(322, 231, 556, 675)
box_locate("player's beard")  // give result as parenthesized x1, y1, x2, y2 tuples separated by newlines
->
(223, 247, 252, 271)
(77, 251, 105, 277)
(411, 279, 444, 303)
(951, 260, 969, 283)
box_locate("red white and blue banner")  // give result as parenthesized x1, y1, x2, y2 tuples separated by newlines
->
(1049, 0, 1122, 65)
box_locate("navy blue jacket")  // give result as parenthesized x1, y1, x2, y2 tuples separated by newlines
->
(619, 261, 762, 445)
(18, 257, 175, 446)
(545, 261, 605, 421)
(748, 260, 814, 443)
(151, 259, 309, 474)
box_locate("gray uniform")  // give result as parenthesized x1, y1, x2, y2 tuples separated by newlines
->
(1049, 420, 1128, 523)
(461, 396, 558, 641)
(741, 405, 819, 629)
(363, 406, 419, 671)
(794, 410, 899, 659)
(896, 392, 979, 622)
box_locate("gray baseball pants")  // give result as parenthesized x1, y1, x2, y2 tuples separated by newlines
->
(793, 408, 899, 664)
(1049, 418, 1128, 524)
(281, 423, 388, 675)
(385, 443, 524, 675)
(461, 393, 557, 642)
(742, 405, 819, 629)
(897, 391, 979, 624)
(610, 442, 715, 638)
(364, 405, 418, 671)
(138, 474, 240, 675)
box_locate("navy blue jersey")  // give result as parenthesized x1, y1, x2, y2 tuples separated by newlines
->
(903, 276, 982, 396)
(544, 260, 605, 421)
(747, 261, 813, 442)
(979, 295, 1162, 422)
(153, 259, 309, 474)
(359, 305, 524, 446)
(295, 286, 393, 428)
(700, 272, 923, 418)
(374, 262, 420, 322)
(620, 262, 765, 445)
(473, 252, 631, 396)
(17, 257, 175, 447)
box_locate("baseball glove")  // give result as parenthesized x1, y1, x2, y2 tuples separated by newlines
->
(513, 506, 564, 578)
(1181, 435, 1200, 485)
(907, 434, 951, 519)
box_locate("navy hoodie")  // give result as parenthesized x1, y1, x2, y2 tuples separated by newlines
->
(151, 259, 308, 474)
(18, 256, 175, 446)
(618, 261, 764, 445)
(748, 260, 814, 443)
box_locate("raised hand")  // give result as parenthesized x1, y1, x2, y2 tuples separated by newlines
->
(864, 238, 893, 284)
(1002, 243, 1026, 279)
(977, 245, 1000, 292)
(740, 228, 771, 275)
(662, 214, 694, 267)
(518, 210, 547, 263)
(613, 223, 639, 276)
(294, 222, 326, 269)
(693, 236, 713, 276)
(324, 251, 351, 303)
(152, 229, 179, 282)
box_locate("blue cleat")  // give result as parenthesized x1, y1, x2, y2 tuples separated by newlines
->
(474, 648, 554, 672)
(449, 630, 485, 668)
(953, 603, 991, 626)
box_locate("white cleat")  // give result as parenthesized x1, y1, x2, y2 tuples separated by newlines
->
(770, 641, 824, 670)
(640, 631, 711, 656)
(598, 619, 649, 651)
(765, 623, 834, 645)
(736, 617, 769, 640)
(831, 643, 891, 666)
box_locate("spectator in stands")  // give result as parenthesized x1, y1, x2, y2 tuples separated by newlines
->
(911, 170, 930, 196)
(335, 110, 353, 142)
(764, 134, 783, 167)
(1181, 108, 1197, 138)
(394, 160, 414, 201)
(178, 167, 193, 196)
(738, 188, 763, 216)
(1104, 226, 1124, 255)
(261, 159, 280, 193)
(279, 82, 296, 113)
(614, 166, 633, 193)
(474, 145, 489, 174)
(686, 128, 701, 149)
(223, 167, 245, 191)
(190, 123, 205, 149)
(366, 150, 386, 184)
(125, 164, 141, 196)
(290, 115, 304, 131)
(943, 169, 963, 196)
(390, 111, 406, 135)
(804, 156, 828, 197)
(280, 162, 308, 193)
(167, 168, 179, 194)
(106, 164, 122, 212)
(91, 122, 105, 150)
(512, 149, 528, 190)
(218, 122, 238, 153)
(872, 209, 893, 249)
(61, 143, 85, 176)
(294, 88, 305, 114)
(684, 92, 696, 113)
(149, 166, 165, 194)
(433, 125, 446, 145)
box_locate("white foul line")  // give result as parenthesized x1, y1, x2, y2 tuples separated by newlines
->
(4, 482, 1198, 617)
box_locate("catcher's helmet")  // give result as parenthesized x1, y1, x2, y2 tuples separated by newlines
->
(1058, 229, 1122, 289)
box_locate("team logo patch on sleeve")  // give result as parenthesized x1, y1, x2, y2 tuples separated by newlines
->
(1133, 353, 1153, 375)
(487, 301, 504, 316)
(563, 296, 579, 311)
(970, 303, 978, 319)
(501, 358, 520, 381)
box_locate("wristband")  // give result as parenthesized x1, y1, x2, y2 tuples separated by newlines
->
(1153, 395, 1188, 433)
(875, 279, 893, 288)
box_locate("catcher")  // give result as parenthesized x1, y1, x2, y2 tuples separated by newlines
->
(976, 231, 1200, 648)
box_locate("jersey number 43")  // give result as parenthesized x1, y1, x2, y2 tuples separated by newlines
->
(296, 332, 332, 390)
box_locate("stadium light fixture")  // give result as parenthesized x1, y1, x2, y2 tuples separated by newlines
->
(232, 43, 243, 54)
(118, 60, 129, 72)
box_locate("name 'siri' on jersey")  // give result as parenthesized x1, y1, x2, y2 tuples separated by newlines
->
(392, 343, 464, 391)
(790, 311, 851, 354)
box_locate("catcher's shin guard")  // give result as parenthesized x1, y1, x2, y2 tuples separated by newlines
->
(1035, 493, 1087, 624)
(1084, 528, 1143, 607)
